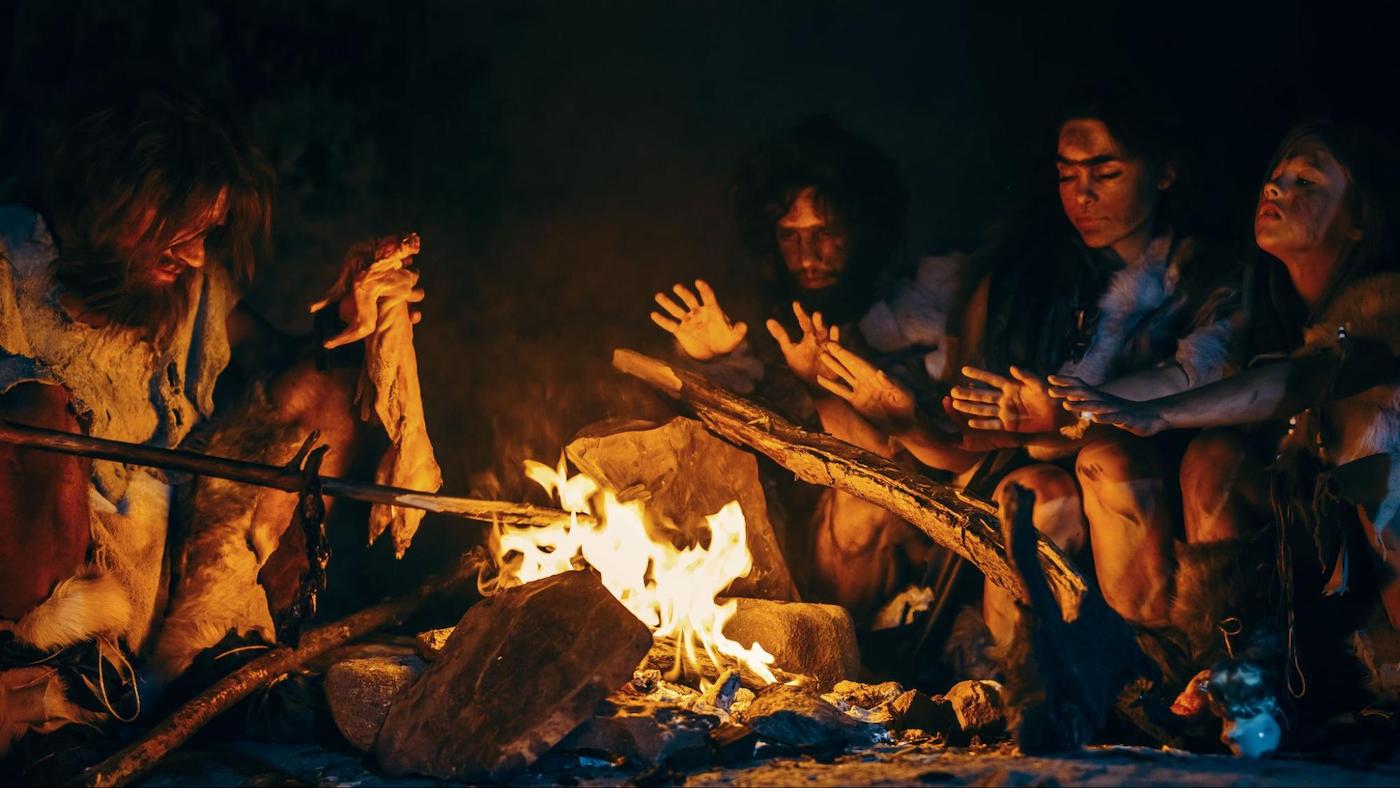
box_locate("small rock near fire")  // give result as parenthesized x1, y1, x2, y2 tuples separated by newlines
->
(324, 655, 426, 751)
(945, 679, 1006, 735)
(740, 684, 884, 749)
(721, 598, 861, 691)
(414, 627, 454, 661)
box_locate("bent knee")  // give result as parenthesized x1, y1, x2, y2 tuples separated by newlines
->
(995, 464, 1085, 552)
(1179, 428, 1250, 496)
(1075, 434, 1161, 487)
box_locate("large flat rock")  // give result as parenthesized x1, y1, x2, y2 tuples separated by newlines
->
(567, 417, 799, 602)
(374, 570, 653, 781)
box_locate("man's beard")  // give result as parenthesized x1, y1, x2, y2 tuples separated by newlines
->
(773, 265, 875, 327)
(53, 256, 198, 344)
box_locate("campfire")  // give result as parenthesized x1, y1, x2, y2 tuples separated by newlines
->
(490, 454, 781, 687)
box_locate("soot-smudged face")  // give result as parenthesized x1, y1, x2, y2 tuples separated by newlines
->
(1057, 118, 1170, 255)
(776, 186, 850, 291)
(1255, 141, 1360, 268)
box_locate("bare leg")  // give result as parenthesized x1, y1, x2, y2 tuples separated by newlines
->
(1076, 435, 1174, 626)
(984, 463, 1085, 646)
(1179, 428, 1268, 544)
(811, 490, 913, 625)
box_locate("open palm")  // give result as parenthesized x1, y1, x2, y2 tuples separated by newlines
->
(650, 280, 748, 361)
(950, 365, 1060, 433)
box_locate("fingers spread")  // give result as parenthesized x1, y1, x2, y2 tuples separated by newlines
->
(323, 322, 375, 350)
(830, 324, 841, 343)
(961, 366, 1012, 389)
(732, 321, 748, 341)
(820, 352, 855, 385)
(812, 311, 826, 337)
(816, 374, 855, 401)
(792, 301, 814, 336)
(950, 399, 998, 417)
(950, 385, 1000, 404)
(651, 312, 681, 333)
(766, 318, 794, 349)
(1008, 366, 1045, 387)
(695, 279, 718, 305)
(673, 283, 701, 309)
(967, 418, 1005, 431)
(655, 292, 688, 319)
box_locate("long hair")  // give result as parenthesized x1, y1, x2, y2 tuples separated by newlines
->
(1247, 119, 1400, 356)
(39, 90, 274, 341)
(730, 116, 908, 323)
(956, 97, 1191, 374)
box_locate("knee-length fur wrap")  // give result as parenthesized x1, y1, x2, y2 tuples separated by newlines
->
(149, 384, 304, 683)
(1169, 536, 1283, 670)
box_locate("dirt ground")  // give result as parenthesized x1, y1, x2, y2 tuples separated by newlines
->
(141, 739, 1400, 787)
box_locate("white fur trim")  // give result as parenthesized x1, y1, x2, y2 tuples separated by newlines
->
(1058, 247, 1176, 385)
(3, 573, 132, 651)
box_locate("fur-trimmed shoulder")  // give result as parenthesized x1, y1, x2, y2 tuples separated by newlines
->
(1308, 271, 1400, 354)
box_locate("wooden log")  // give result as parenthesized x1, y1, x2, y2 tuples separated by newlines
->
(75, 548, 493, 788)
(612, 348, 1088, 615)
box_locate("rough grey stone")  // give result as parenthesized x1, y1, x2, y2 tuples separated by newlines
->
(556, 700, 719, 767)
(374, 571, 653, 781)
(740, 684, 884, 749)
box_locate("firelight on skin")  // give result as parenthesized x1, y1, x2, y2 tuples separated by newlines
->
(1255, 144, 1362, 308)
(1056, 118, 1174, 263)
(776, 186, 849, 291)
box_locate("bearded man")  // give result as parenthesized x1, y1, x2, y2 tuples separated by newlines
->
(648, 117, 958, 627)
(0, 90, 434, 762)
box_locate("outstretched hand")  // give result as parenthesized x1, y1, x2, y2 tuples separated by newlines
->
(815, 340, 917, 434)
(950, 365, 1061, 433)
(311, 233, 426, 350)
(767, 301, 839, 386)
(1047, 375, 1168, 437)
(651, 280, 748, 361)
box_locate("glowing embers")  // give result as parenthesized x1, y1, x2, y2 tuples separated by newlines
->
(490, 455, 779, 687)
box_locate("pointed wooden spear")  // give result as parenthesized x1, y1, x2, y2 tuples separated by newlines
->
(0, 419, 585, 528)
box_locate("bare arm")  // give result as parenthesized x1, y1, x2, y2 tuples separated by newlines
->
(1051, 355, 1340, 436)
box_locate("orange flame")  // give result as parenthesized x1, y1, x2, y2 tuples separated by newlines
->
(491, 455, 779, 686)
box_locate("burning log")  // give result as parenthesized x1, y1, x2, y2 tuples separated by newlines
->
(375, 569, 653, 782)
(611, 348, 1089, 613)
(76, 548, 492, 788)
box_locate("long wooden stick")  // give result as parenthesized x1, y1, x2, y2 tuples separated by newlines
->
(613, 348, 1089, 613)
(75, 548, 492, 788)
(0, 420, 583, 528)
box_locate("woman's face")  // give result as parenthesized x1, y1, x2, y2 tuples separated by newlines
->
(1255, 141, 1360, 267)
(1057, 118, 1170, 253)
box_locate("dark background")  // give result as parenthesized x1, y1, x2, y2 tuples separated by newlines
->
(2, 0, 1398, 595)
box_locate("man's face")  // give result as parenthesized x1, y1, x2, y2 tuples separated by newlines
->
(135, 189, 229, 290)
(777, 187, 849, 291)
(1255, 142, 1359, 265)
(1057, 119, 1169, 251)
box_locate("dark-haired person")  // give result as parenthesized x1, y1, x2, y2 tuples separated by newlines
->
(0, 91, 429, 759)
(648, 118, 955, 624)
(817, 102, 1245, 659)
(1054, 121, 1400, 705)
